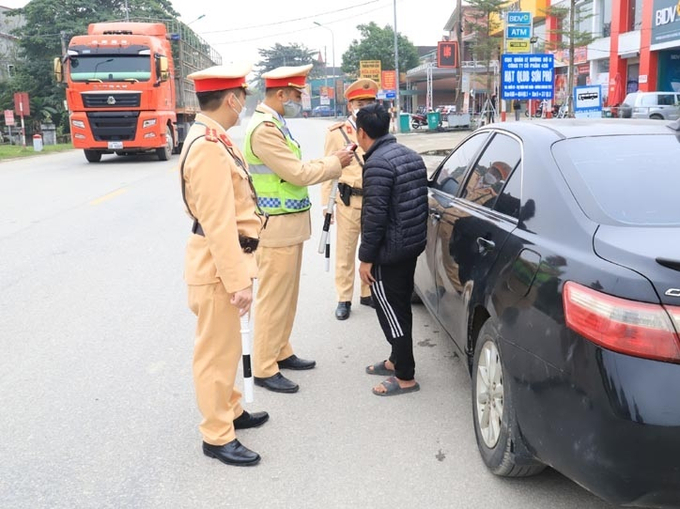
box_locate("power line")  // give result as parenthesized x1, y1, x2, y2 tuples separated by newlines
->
(201, 0, 384, 34)
(210, 2, 394, 46)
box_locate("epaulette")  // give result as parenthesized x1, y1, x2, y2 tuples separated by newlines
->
(329, 121, 345, 131)
(205, 127, 219, 142)
(219, 133, 233, 147)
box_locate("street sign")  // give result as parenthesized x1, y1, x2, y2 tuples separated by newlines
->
(506, 26, 531, 39)
(501, 54, 554, 100)
(13, 92, 30, 116)
(506, 40, 530, 53)
(574, 85, 602, 118)
(4, 109, 15, 126)
(507, 11, 532, 25)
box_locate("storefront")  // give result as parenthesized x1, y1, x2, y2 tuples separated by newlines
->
(649, 0, 680, 92)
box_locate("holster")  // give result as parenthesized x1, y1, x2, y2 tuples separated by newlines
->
(192, 221, 259, 253)
(338, 182, 352, 207)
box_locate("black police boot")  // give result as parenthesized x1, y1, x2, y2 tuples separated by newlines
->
(335, 301, 351, 320)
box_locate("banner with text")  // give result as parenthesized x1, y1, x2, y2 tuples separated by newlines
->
(501, 54, 555, 100)
(360, 60, 382, 87)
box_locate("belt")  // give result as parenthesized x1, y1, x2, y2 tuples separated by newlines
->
(192, 221, 259, 253)
(338, 182, 363, 196)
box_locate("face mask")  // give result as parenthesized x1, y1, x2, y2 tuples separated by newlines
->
(232, 97, 247, 124)
(283, 99, 302, 118)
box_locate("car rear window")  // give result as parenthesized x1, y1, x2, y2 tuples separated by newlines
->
(552, 134, 680, 226)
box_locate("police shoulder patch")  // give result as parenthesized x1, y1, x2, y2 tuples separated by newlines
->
(204, 127, 219, 142)
(219, 133, 232, 147)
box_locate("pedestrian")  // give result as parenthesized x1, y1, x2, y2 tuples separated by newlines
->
(321, 78, 379, 321)
(488, 93, 497, 124)
(356, 103, 428, 396)
(513, 99, 521, 121)
(180, 64, 268, 467)
(244, 64, 353, 394)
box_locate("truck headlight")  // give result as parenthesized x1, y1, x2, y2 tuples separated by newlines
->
(143, 119, 157, 128)
(72, 120, 85, 129)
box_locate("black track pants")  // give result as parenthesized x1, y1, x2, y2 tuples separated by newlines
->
(370, 258, 417, 380)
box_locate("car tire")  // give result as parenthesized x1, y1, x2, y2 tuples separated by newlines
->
(472, 319, 545, 477)
(649, 114, 663, 120)
(156, 126, 173, 161)
(84, 150, 101, 163)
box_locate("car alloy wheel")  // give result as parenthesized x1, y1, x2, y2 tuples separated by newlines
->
(476, 339, 504, 448)
(471, 320, 545, 477)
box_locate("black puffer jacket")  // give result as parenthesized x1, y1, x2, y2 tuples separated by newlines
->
(359, 134, 428, 265)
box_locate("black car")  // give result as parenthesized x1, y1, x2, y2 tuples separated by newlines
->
(414, 119, 680, 507)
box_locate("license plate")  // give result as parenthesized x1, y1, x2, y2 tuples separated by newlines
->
(108, 141, 123, 150)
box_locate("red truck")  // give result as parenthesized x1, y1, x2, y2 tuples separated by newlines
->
(54, 19, 221, 162)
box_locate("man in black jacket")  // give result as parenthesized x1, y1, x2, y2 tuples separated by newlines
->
(356, 103, 428, 396)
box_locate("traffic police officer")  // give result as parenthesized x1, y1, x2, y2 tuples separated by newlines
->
(244, 64, 353, 393)
(180, 63, 268, 467)
(321, 78, 379, 320)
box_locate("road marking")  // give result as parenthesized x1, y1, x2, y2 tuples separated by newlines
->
(89, 188, 127, 205)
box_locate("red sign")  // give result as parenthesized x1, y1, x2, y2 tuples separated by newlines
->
(14, 92, 30, 116)
(437, 41, 459, 68)
(4, 110, 15, 126)
(381, 71, 396, 91)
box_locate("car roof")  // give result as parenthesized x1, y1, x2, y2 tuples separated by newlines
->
(478, 118, 677, 140)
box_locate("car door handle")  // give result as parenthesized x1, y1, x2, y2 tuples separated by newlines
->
(476, 237, 495, 253)
(429, 210, 442, 221)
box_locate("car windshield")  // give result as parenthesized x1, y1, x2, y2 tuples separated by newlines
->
(69, 55, 151, 82)
(552, 134, 680, 226)
(621, 93, 637, 106)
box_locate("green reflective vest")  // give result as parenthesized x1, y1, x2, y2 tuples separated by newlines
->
(244, 110, 311, 215)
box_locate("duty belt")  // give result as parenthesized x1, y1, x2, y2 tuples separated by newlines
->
(337, 182, 363, 196)
(192, 221, 259, 253)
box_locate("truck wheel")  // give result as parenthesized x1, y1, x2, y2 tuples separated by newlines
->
(84, 150, 101, 163)
(157, 127, 173, 161)
(472, 319, 545, 477)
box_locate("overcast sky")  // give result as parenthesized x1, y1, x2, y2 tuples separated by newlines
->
(2, 0, 456, 68)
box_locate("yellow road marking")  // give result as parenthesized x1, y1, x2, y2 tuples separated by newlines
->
(89, 188, 127, 205)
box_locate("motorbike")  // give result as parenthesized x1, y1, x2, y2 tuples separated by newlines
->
(410, 112, 428, 129)
(525, 101, 562, 118)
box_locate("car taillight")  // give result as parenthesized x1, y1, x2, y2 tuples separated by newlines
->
(563, 281, 680, 363)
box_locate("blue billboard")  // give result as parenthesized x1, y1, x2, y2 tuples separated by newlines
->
(501, 54, 555, 100)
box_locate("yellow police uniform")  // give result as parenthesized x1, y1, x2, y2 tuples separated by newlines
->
(320, 79, 379, 313)
(181, 65, 263, 446)
(246, 65, 343, 382)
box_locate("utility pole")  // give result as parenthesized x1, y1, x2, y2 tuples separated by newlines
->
(567, 0, 576, 116)
(393, 0, 401, 131)
(455, 0, 463, 112)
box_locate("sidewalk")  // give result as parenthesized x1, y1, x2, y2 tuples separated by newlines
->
(396, 127, 471, 171)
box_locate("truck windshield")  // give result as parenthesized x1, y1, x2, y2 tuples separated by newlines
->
(69, 55, 151, 82)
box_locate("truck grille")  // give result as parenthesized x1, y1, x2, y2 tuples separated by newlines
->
(82, 93, 141, 108)
(87, 111, 139, 141)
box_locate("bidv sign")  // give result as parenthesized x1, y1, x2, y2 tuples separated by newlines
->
(655, 0, 680, 26)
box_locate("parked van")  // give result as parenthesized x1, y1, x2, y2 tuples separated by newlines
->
(618, 91, 680, 120)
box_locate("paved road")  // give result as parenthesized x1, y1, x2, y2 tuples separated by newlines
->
(0, 119, 615, 508)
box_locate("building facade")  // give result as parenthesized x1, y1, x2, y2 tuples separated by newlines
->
(0, 5, 22, 82)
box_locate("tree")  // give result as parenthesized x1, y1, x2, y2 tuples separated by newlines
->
(2, 0, 178, 135)
(544, 0, 596, 116)
(341, 22, 418, 76)
(254, 43, 324, 89)
(464, 0, 505, 112)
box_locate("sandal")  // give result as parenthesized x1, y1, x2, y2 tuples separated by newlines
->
(365, 360, 395, 376)
(372, 376, 420, 397)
